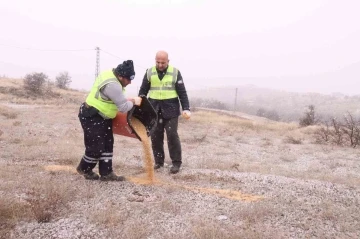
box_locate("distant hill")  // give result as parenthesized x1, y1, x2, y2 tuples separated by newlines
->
(187, 84, 360, 122)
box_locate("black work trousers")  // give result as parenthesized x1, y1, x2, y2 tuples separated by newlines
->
(151, 112, 182, 167)
(77, 103, 114, 176)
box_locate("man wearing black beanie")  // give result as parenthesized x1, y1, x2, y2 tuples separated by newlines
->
(76, 60, 142, 181)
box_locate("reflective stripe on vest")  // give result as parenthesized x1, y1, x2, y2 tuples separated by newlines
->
(147, 65, 178, 99)
(85, 70, 121, 119)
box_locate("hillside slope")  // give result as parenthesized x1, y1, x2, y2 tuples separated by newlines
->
(0, 77, 359, 238)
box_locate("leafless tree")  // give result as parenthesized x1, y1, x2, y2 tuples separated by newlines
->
(330, 118, 344, 146)
(342, 112, 360, 147)
(315, 121, 331, 143)
(55, 71, 72, 89)
(23, 72, 48, 94)
(299, 105, 316, 127)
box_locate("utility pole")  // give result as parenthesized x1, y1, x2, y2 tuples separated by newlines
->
(234, 87, 238, 112)
(95, 46, 100, 78)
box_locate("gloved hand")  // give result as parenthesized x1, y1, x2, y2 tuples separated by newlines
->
(133, 97, 142, 106)
(182, 110, 191, 119)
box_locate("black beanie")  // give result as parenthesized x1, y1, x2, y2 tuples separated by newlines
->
(115, 60, 135, 80)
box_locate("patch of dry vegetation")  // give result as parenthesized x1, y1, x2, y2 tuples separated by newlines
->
(191, 215, 285, 239)
(0, 77, 359, 238)
(180, 110, 360, 188)
(0, 105, 18, 119)
(0, 174, 75, 237)
(191, 111, 298, 132)
(90, 203, 129, 227)
(0, 77, 86, 105)
(0, 197, 30, 238)
(283, 135, 303, 144)
(25, 178, 74, 223)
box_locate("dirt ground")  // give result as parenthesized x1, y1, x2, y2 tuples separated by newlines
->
(0, 79, 359, 239)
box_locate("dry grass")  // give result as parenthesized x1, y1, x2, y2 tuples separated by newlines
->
(0, 77, 86, 105)
(24, 178, 74, 223)
(191, 217, 285, 239)
(279, 154, 298, 162)
(160, 199, 181, 214)
(13, 120, 22, 126)
(0, 105, 18, 119)
(0, 77, 22, 87)
(230, 202, 275, 224)
(0, 197, 30, 238)
(90, 203, 129, 227)
(0, 79, 359, 238)
(283, 135, 303, 144)
(191, 111, 298, 132)
(121, 222, 151, 239)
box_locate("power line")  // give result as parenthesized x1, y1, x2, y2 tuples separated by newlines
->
(0, 44, 148, 69)
(100, 49, 147, 70)
(100, 49, 123, 60)
(0, 43, 94, 52)
(1, 44, 150, 79)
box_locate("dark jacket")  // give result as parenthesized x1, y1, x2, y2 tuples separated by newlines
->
(138, 66, 190, 119)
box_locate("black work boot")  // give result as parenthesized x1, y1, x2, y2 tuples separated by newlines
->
(76, 157, 98, 180)
(170, 165, 180, 174)
(76, 166, 100, 180)
(100, 172, 125, 181)
(154, 163, 164, 170)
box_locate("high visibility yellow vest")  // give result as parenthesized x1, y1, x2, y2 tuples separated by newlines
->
(147, 65, 178, 99)
(86, 70, 124, 119)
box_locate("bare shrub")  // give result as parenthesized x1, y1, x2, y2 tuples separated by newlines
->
(342, 112, 360, 147)
(283, 135, 303, 144)
(55, 71, 72, 89)
(43, 79, 55, 95)
(13, 121, 21, 126)
(0, 197, 30, 237)
(299, 105, 316, 127)
(331, 118, 344, 145)
(23, 72, 48, 94)
(314, 121, 332, 143)
(314, 117, 349, 146)
(25, 179, 73, 223)
(0, 105, 18, 119)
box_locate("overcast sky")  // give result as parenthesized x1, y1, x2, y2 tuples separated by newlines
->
(1, 0, 360, 96)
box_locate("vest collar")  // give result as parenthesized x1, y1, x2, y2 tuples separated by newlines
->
(156, 66, 169, 74)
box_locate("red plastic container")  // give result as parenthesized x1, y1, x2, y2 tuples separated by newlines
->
(112, 112, 138, 139)
(112, 96, 158, 141)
